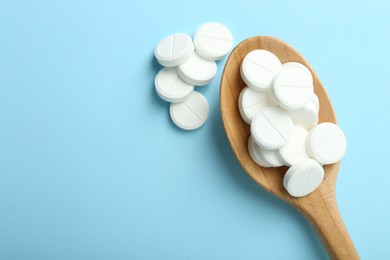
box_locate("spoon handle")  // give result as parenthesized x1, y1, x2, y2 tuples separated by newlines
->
(299, 193, 359, 260)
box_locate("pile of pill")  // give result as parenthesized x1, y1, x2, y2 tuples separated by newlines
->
(154, 22, 233, 130)
(239, 50, 347, 197)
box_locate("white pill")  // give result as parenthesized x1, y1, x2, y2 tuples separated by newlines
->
(238, 86, 274, 124)
(310, 93, 320, 111)
(277, 126, 310, 167)
(251, 107, 294, 150)
(155, 67, 194, 103)
(241, 50, 282, 92)
(177, 52, 217, 86)
(259, 146, 284, 167)
(169, 91, 209, 130)
(283, 159, 324, 197)
(248, 136, 273, 168)
(272, 65, 314, 110)
(288, 102, 318, 130)
(306, 123, 347, 165)
(282, 62, 313, 83)
(194, 22, 233, 61)
(154, 33, 194, 67)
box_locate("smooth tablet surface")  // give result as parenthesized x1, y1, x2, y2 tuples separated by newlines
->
(272, 65, 314, 110)
(155, 67, 194, 103)
(288, 102, 318, 130)
(177, 52, 217, 86)
(251, 107, 294, 150)
(241, 50, 282, 92)
(154, 33, 194, 67)
(194, 22, 233, 61)
(282, 62, 313, 83)
(283, 159, 324, 197)
(310, 93, 320, 111)
(259, 145, 284, 167)
(277, 126, 309, 167)
(238, 86, 273, 124)
(306, 122, 347, 165)
(248, 136, 273, 167)
(169, 91, 209, 130)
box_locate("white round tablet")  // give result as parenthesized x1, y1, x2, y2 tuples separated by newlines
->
(306, 123, 347, 165)
(177, 52, 217, 86)
(259, 145, 284, 167)
(283, 159, 324, 197)
(277, 126, 310, 167)
(238, 86, 274, 124)
(241, 50, 282, 92)
(248, 136, 273, 168)
(194, 22, 233, 61)
(154, 33, 194, 67)
(310, 93, 320, 111)
(272, 65, 314, 110)
(251, 107, 294, 150)
(169, 91, 209, 130)
(282, 62, 313, 83)
(155, 67, 194, 103)
(288, 102, 318, 130)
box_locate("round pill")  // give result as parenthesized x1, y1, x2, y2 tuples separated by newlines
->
(241, 50, 282, 92)
(283, 159, 324, 197)
(177, 52, 217, 86)
(169, 91, 209, 130)
(251, 107, 294, 150)
(259, 145, 284, 167)
(248, 136, 273, 168)
(282, 62, 313, 83)
(238, 86, 274, 124)
(154, 33, 194, 67)
(194, 22, 233, 61)
(306, 122, 347, 165)
(155, 67, 194, 103)
(310, 93, 320, 111)
(288, 102, 318, 130)
(272, 65, 314, 110)
(277, 126, 310, 167)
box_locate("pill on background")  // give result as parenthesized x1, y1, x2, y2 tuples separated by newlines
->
(194, 22, 233, 61)
(177, 52, 217, 86)
(251, 107, 294, 150)
(247, 136, 274, 167)
(272, 65, 314, 110)
(169, 91, 209, 130)
(155, 67, 194, 103)
(288, 101, 318, 130)
(283, 159, 324, 197)
(241, 50, 282, 92)
(154, 33, 194, 67)
(238, 86, 275, 124)
(306, 122, 347, 165)
(277, 126, 310, 167)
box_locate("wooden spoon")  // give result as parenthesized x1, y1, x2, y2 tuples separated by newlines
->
(220, 36, 359, 260)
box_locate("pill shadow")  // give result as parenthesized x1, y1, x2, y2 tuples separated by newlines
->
(210, 102, 328, 259)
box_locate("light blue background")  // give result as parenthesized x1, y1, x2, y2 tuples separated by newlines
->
(0, 0, 389, 259)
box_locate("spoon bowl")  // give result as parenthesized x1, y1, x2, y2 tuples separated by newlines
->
(220, 36, 359, 260)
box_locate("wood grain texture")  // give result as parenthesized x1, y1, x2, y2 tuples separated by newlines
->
(220, 36, 359, 260)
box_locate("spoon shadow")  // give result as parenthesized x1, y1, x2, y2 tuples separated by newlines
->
(150, 50, 326, 258)
(211, 101, 327, 259)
